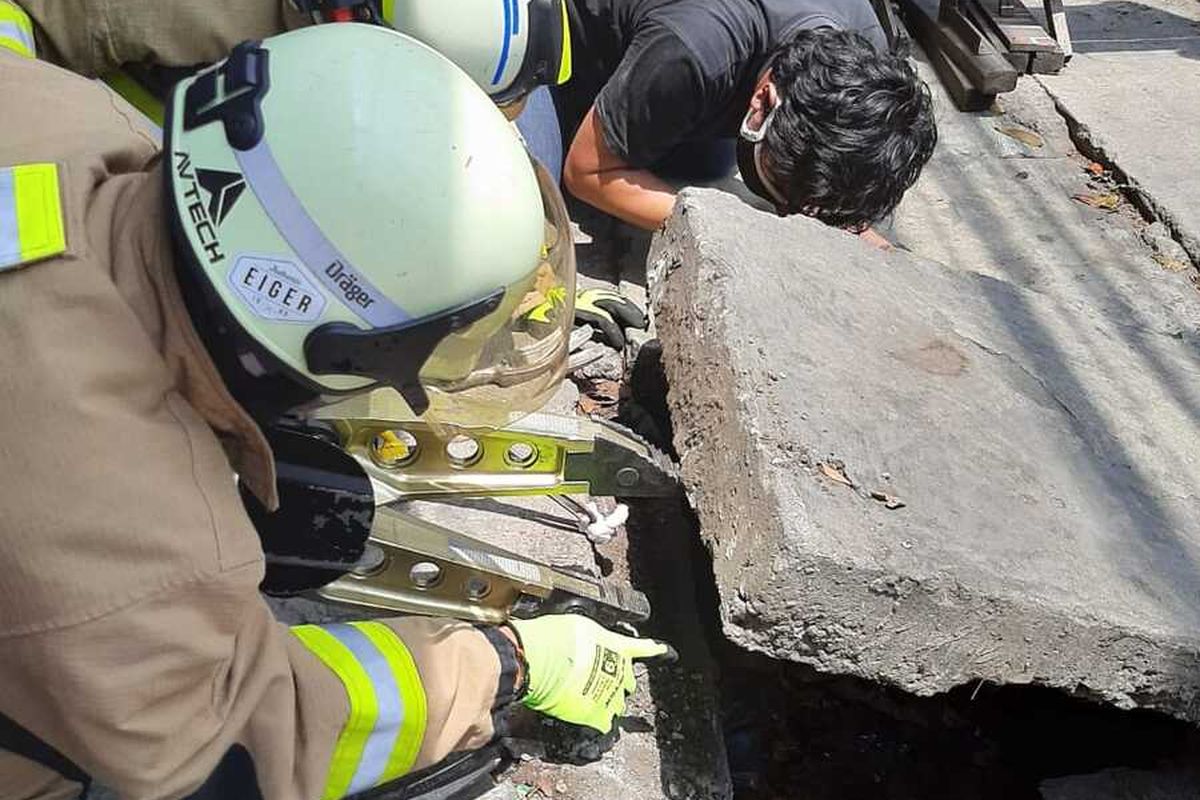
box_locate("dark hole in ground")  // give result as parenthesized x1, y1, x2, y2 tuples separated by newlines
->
(621, 349, 1200, 800)
(619, 339, 676, 460)
(721, 648, 1200, 800)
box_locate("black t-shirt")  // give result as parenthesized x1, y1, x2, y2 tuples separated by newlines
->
(556, 0, 888, 168)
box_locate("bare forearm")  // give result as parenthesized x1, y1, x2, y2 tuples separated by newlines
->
(563, 105, 679, 231)
(565, 166, 677, 230)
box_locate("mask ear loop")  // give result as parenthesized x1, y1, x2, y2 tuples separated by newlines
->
(753, 144, 792, 213)
(739, 104, 777, 143)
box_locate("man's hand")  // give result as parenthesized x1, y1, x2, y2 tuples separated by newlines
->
(509, 615, 675, 733)
(575, 287, 648, 349)
(857, 226, 894, 251)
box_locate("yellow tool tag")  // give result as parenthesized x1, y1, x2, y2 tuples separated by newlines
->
(0, 163, 67, 272)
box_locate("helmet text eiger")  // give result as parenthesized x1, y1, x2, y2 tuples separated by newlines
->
(173, 151, 226, 265)
(229, 255, 326, 323)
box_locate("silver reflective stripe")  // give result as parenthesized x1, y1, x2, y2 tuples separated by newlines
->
(326, 623, 405, 794)
(0, 20, 33, 55)
(233, 140, 411, 327)
(0, 169, 19, 268)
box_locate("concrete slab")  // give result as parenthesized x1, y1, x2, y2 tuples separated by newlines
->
(651, 187, 1200, 722)
(1035, 0, 1200, 264)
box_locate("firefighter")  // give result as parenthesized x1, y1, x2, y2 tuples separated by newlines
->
(0, 23, 667, 800)
(4, 0, 572, 111)
(1, 0, 652, 350)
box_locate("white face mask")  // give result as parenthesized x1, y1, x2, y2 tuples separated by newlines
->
(737, 105, 790, 211)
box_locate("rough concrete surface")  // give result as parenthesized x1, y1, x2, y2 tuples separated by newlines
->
(1035, 0, 1200, 265)
(651, 187, 1200, 722)
(891, 61, 1194, 314)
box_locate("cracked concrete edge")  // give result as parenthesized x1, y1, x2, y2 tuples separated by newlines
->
(648, 194, 1200, 725)
(724, 546, 1200, 722)
(1034, 77, 1200, 271)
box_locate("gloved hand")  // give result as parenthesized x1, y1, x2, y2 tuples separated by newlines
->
(509, 615, 674, 733)
(574, 287, 648, 350)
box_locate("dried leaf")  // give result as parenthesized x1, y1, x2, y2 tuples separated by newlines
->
(995, 125, 1044, 149)
(1072, 192, 1120, 211)
(593, 379, 622, 401)
(1153, 252, 1190, 273)
(1087, 161, 1106, 176)
(577, 395, 603, 415)
(819, 462, 854, 488)
(870, 490, 907, 510)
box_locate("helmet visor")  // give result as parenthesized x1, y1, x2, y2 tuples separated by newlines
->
(416, 157, 576, 428)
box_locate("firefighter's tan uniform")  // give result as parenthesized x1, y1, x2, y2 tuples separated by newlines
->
(0, 44, 519, 800)
(11, 0, 306, 75)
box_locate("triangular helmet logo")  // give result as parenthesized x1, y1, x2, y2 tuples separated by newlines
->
(196, 168, 247, 226)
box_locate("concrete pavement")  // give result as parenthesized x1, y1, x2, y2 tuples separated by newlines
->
(1037, 0, 1200, 264)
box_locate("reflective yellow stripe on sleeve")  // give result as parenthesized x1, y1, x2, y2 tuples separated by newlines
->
(0, 0, 35, 59)
(557, 0, 572, 85)
(352, 621, 427, 780)
(0, 164, 66, 272)
(292, 622, 428, 800)
(102, 69, 166, 128)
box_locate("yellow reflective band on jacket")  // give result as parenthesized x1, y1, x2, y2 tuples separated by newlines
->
(557, 0, 572, 85)
(0, 0, 35, 59)
(292, 621, 428, 800)
(103, 70, 166, 128)
(381, 0, 395, 25)
(0, 164, 66, 272)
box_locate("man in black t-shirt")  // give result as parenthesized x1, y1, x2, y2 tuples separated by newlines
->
(518, 0, 936, 239)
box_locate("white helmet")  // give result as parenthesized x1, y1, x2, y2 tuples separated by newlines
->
(382, 0, 572, 106)
(165, 24, 575, 426)
(289, 0, 573, 106)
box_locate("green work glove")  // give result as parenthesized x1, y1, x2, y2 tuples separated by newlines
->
(574, 287, 648, 350)
(509, 615, 673, 733)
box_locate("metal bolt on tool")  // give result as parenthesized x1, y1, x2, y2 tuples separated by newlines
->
(445, 435, 483, 468)
(410, 561, 443, 589)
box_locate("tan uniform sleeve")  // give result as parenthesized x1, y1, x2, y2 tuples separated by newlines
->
(3, 576, 517, 799)
(19, 0, 307, 75)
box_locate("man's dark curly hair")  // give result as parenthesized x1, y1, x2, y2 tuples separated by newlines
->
(762, 27, 937, 229)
